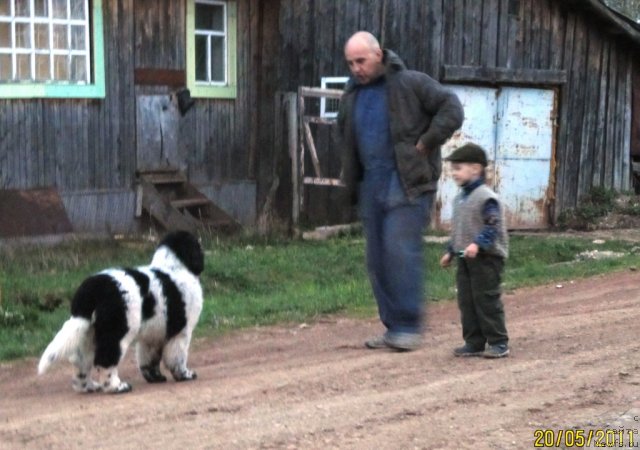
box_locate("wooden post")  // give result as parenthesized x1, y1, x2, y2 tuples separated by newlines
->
(288, 91, 300, 231)
(298, 89, 306, 218)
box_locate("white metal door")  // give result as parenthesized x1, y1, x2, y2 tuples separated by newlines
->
(438, 86, 554, 229)
(495, 87, 554, 228)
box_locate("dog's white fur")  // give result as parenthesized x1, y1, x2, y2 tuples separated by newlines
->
(38, 232, 203, 394)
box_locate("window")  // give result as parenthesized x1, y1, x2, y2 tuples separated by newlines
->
(0, 0, 105, 98)
(187, 0, 236, 98)
(320, 77, 347, 118)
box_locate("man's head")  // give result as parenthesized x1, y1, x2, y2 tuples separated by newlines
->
(445, 143, 488, 186)
(344, 31, 384, 85)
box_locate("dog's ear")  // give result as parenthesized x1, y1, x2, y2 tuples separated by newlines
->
(159, 231, 205, 275)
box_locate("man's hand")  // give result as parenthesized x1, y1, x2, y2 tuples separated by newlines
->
(440, 253, 452, 268)
(416, 141, 428, 155)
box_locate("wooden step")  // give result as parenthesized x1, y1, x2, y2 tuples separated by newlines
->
(137, 168, 186, 185)
(170, 197, 210, 209)
(137, 170, 241, 234)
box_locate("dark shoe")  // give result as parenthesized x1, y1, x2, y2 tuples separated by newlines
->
(453, 343, 485, 357)
(384, 332, 422, 351)
(484, 344, 510, 358)
(365, 335, 389, 349)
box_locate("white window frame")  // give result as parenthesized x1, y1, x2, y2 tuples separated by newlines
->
(194, 0, 227, 86)
(187, 0, 236, 98)
(0, 0, 92, 84)
(320, 76, 348, 118)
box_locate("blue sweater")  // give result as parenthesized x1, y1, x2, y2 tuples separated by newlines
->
(353, 77, 395, 173)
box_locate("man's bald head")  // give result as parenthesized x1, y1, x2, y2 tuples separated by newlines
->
(344, 31, 384, 85)
(344, 31, 381, 54)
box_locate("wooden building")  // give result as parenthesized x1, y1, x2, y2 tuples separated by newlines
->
(1, 0, 639, 235)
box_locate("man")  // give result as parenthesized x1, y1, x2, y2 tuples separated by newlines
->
(338, 31, 464, 351)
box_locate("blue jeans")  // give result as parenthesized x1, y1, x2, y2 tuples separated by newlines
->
(359, 172, 433, 335)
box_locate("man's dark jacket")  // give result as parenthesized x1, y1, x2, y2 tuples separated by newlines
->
(338, 50, 464, 200)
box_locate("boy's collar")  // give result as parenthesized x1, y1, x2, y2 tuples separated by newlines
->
(462, 177, 485, 194)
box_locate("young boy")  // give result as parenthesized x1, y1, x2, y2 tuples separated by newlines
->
(440, 143, 510, 358)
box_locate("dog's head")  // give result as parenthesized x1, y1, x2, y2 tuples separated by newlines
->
(157, 231, 204, 276)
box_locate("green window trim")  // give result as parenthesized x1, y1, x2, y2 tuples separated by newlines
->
(187, 0, 237, 99)
(0, 0, 105, 99)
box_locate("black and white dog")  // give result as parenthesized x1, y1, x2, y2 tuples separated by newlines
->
(38, 231, 204, 394)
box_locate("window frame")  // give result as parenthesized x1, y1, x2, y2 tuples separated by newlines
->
(0, 0, 105, 99)
(320, 76, 348, 118)
(187, 0, 237, 99)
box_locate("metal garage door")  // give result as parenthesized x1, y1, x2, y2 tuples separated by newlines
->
(438, 86, 555, 229)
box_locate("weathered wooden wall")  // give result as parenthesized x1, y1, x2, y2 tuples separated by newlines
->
(1, 0, 637, 233)
(0, 0, 266, 232)
(272, 0, 637, 225)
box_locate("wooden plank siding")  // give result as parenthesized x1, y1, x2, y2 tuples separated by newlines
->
(0, 0, 638, 233)
(274, 0, 638, 225)
(0, 0, 267, 233)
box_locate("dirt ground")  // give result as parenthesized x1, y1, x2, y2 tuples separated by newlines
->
(1, 269, 640, 449)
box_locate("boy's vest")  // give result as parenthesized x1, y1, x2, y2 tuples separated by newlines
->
(452, 184, 509, 258)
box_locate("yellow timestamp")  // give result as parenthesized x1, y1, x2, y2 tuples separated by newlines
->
(533, 428, 639, 447)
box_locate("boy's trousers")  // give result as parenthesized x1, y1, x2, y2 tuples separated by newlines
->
(456, 253, 508, 348)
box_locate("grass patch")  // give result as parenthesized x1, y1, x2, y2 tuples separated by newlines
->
(1, 233, 638, 361)
(557, 187, 640, 229)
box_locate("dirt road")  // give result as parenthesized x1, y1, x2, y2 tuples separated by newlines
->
(1, 270, 639, 449)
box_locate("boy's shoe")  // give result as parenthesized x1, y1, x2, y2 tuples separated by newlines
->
(384, 332, 422, 351)
(453, 343, 485, 357)
(365, 335, 389, 349)
(483, 344, 510, 358)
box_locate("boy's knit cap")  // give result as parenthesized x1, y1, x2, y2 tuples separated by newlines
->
(445, 143, 488, 167)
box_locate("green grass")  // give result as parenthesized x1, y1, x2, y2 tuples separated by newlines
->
(1, 233, 638, 361)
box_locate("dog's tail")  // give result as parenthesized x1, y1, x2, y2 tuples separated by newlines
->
(38, 317, 90, 375)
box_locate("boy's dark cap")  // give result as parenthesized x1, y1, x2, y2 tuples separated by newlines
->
(445, 143, 488, 167)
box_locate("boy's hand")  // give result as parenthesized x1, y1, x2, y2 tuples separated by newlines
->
(440, 253, 452, 268)
(463, 243, 479, 258)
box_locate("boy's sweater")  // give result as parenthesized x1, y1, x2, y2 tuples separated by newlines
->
(451, 179, 509, 258)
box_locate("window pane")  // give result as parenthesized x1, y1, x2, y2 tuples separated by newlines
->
(70, 25, 85, 50)
(34, 24, 49, 50)
(70, 54, 85, 81)
(53, 24, 67, 49)
(15, 23, 31, 48)
(70, 0, 86, 20)
(210, 36, 224, 82)
(35, 54, 49, 80)
(53, 54, 68, 80)
(0, 1, 10, 16)
(52, 0, 67, 19)
(195, 34, 207, 81)
(16, 54, 31, 79)
(0, 53, 11, 80)
(0, 22, 10, 47)
(34, 0, 49, 17)
(195, 4, 224, 32)
(15, 1, 30, 17)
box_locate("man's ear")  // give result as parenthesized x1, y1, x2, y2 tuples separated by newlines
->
(374, 47, 383, 62)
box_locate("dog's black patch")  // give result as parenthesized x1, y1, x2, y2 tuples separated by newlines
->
(159, 231, 204, 276)
(71, 274, 129, 368)
(70, 274, 110, 320)
(152, 269, 187, 339)
(124, 268, 156, 321)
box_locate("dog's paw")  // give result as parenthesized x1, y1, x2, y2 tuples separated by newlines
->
(72, 378, 101, 393)
(173, 369, 197, 382)
(110, 382, 132, 394)
(141, 366, 167, 383)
